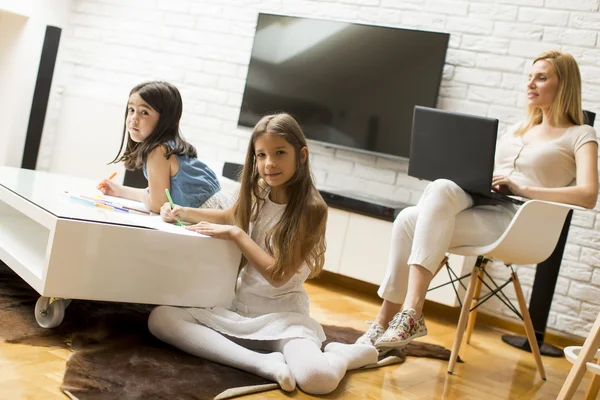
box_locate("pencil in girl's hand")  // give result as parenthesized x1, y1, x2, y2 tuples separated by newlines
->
(165, 188, 182, 226)
(98, 172, 117, 190)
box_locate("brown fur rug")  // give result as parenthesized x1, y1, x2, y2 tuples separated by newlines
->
(0, 262, 457, 399)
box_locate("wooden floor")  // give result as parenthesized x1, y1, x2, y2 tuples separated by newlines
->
(0, 279, 594, 399)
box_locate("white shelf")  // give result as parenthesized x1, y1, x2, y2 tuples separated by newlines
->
(0, 201, 50, 291)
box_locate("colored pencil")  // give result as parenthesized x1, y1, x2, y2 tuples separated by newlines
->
(165, 188, 182, 226)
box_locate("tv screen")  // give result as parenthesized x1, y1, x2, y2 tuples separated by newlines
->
(238, 14, 450, 160)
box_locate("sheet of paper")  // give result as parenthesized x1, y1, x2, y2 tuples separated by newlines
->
(64, 191, 207, 236)
(94, 194, 151, 213)
(156, 222, 209, 237)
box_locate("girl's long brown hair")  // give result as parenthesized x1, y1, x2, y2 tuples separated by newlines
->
(516, 50, 584, 136)
(110, 81, 197, 169)
(233, 113, 328, 280)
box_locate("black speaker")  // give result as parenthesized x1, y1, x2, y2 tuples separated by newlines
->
(123, 168, 148, 189)
(21, 25, 62, 170)
(583, 109, 596, 127)
(222, 162, 243, 182)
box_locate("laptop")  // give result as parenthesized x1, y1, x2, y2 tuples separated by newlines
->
(408, 106, 524, 206)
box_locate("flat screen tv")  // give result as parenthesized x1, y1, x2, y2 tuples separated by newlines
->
(238, 14, 449, 160)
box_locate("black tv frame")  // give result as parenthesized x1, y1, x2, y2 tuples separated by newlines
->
(238, 13, 450, 161)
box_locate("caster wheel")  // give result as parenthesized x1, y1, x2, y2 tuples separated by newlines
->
(34, 297, 66, 328)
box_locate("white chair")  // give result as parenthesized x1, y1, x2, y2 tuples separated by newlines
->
(445, 199, 587, 380)
(558, 312, 600, 399)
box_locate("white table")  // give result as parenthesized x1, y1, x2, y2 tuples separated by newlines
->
(0, 166, 241, 328)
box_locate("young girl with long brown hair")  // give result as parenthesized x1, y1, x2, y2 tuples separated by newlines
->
(148, 113, 378, 394)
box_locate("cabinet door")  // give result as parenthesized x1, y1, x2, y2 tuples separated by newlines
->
(324, 208, 350, 273)
(339, 213, 392, 285)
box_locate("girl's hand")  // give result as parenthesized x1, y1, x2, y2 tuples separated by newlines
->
(160, 202, 186, 223)
(186, 222, 239, 240)
(492, 175, 524, 197)
(97, 179, 123, 197)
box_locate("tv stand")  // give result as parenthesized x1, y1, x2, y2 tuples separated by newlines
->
(318, 189, 409, 222)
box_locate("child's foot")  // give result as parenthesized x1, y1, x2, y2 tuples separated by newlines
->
(324, 342, 378, 370)
(375, 308, 428, 349)
(259, 352, 296, 392)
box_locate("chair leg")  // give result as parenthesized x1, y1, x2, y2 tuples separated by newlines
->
(433, 255, 449, 276)
(512, 271, 546, 381)
(584, 361, 600, 400)
(448, 262, 480, 374)
(558, 313, 600, 400)
(465, 263, 486, 344)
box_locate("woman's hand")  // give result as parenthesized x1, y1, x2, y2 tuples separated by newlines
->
(492, 175, 525, 197)
(97, 179, 123, 197)
(160, 202, 186, 223)
(186, 222, 240, 240)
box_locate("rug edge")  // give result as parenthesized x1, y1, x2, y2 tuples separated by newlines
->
(214, 383, 280, 399)
(62, 389, 79, 400)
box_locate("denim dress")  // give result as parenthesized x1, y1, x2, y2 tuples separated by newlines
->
(144, 145, 221, 208)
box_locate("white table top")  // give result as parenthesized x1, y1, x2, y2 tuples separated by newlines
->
(0, 166, 185, 232)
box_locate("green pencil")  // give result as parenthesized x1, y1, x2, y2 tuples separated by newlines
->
(165, 188, 182, 226)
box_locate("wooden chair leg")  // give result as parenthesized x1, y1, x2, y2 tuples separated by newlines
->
(433, 255, 449, 276)
(465, 262, 487, 344)
(558, 313, 600, 400)
(584, 361, 600, 400)
(448, 262, 480, 374)
(512, 271, 546, 380)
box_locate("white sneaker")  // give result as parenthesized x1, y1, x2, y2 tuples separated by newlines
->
(375, 308, 428, 349)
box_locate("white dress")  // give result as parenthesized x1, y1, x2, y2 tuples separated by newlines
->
(185, 195, 326, 346)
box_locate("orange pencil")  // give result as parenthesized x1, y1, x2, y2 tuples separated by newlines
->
(98, 172, 117, 190)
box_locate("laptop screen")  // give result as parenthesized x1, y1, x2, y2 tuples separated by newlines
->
(407, 106, 499, 195)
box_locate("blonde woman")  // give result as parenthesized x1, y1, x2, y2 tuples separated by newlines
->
(357, 50, 598, 352)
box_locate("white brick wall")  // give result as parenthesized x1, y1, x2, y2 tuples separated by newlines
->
(40, 0, 600, 339)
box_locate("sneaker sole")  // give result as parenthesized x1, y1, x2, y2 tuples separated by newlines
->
(375, 330, 428, 349)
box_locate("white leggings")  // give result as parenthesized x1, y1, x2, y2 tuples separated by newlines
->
(148, 306, 378, 395)
(378, 179, 518, 304)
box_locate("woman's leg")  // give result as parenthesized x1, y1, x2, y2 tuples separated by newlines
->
(375, 206, 420, 327)
(355, 206, 419, 347)
(376, 179, 474, 321)
(280, 339, 377, 395)
(148, 306, 296, 391)
(377, 193, 517, 348)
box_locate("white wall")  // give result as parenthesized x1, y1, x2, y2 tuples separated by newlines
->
(39, 0, 600, 339)
(0, 0, 73, 168)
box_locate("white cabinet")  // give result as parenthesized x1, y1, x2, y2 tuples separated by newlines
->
(338, 213, 393, 285)
(324, 207, 474, 307)
(323, 208, 350, 273)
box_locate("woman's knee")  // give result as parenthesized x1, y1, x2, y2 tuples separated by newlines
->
(394, 206, 419, 229)
(423, 179, 468, 210)
(428, 178, 463, 195)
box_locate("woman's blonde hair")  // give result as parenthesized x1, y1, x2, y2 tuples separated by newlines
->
(232, 113, 328, 281)
(516, 50, 584, 136)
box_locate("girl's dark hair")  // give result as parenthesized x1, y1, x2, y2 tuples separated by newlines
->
(110, 81, 196, 169)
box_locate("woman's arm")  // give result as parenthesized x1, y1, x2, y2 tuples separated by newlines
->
(496, 142, 598, 208)
(185, 223, 305, 288)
